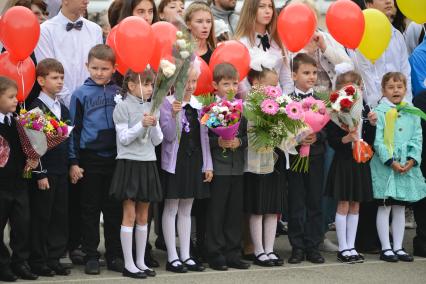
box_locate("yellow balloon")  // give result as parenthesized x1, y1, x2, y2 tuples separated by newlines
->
(397, 0, 426, 24)
(358, 9, 392, 63)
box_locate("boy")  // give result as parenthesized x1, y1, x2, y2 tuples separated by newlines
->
(287, 53, 326, 264)
(205, 63, 249, 270)
(0, 76, 38, 282)
(68, 44, 123, 275)
(28, 59, 70, 277)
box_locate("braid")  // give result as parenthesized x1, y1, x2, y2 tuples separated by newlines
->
(120, 71, 132, 99)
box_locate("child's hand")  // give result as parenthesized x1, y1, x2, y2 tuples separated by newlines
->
(302, 133, 317, 145)
(172, 101, 182, 118)
(342, 130, 359, 144)
(368, 111, 378, 126)
(69, 165, 84, 184)
(401, 159, 415, 173)
(27, 159, 39, 169)
(230, 138, 241, 149)
(142, 114, 156, 127)
(37, 178, 50, 190)
(391, 161, 404, 173)
(203, 170, 213, 182)
(218, 137, 229, 148)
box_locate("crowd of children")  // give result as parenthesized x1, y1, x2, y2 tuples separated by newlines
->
(1, 0, 426, 282)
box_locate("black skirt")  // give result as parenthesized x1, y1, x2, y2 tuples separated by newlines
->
(109, 159, 163, 202)
(244, 149, 286, 214)
(325, 156, 373, 202)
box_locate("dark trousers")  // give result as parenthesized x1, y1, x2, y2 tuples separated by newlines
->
(355, 201, 380, 252)
(68, 181, 82, 251)
(287, 154, 324, 251)
(413, 197, 426, 256)
(79, 152, 122, 261)
(206, 175, 243, 263)
(0, 189, 30, 268)
(29, 174, 68, 266)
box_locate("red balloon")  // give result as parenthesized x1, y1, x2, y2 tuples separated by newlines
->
(106, 25, 129, 75)
(326, 0, 365, 49)
(116, 17, 154, 72)
(0, 7, 40, 61)
(209, 40, 250, 82)
(277, 3, 317, 52)
(194, 57, 213, 96)
(0, 52, 36, 103)
(149, 22, 178, 71)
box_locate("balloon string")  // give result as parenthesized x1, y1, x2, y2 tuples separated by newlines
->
(352, 49, 369, 99)
(138, 73, 145, 104)
(17, 61, 26, 109)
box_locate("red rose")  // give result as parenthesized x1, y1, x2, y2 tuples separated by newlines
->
(330, 92, 339, 103)
(340, 98, 353, 110)
(345, 86, 356, 96)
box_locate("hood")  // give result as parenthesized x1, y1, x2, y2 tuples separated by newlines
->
(83, 77, 116, 87)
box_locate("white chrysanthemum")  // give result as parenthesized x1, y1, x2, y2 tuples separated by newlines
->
(180, 50, 190, 59)
(160, 59, 176, 78)
(176, 31, 183, 38)
(114, 94, 123, 104)
(177, 39, 186, 49)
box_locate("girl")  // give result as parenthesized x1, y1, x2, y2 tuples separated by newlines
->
(235, 0, 293, 96)
(184, 1, 216, 64)
(325, 71, 376, 263)
(118, 0, 158, 25)
(371, 72, 426, 262)
(160, 62, 213, 273)
(244, 65, 285, 267)
(109, 69, 163, 279)
(158, 0, 185, 23)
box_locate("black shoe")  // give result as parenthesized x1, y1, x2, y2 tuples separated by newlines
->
(48, 261, 71, 276)
(69, 248, 85, 265)
(143, 268, 156, 277)
(209, 256, 228, 271)
(183, 258, 205, 272)
(227, 259, 250, 269)
(155, 236, 167, 251)
(347, 248, 364, 264)
(253, 253, 274, 267)
(267, 252, 284, 266)
(85, 259, 100, 275)
(145, 250, 160, 268)
(30, 263, 55, 277)
(394, 249, 414, 262)
(122, 268, 146, 279)
(288, 249, 305, 264)
(107, 258, 124, 273)
(306, 250, 325, 264)
(379, 249, 399, 262)
(337, 250, 354, 263)
(166, 259, 187, 273)
(0, 267, 18, 282)
(12, 263, 38, 280)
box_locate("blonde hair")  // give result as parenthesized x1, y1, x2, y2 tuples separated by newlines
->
(184, 1, 216, 51)
(381, 72, 407, 89)
(289, 0, 319, 20)
(234, 0, 283, 51)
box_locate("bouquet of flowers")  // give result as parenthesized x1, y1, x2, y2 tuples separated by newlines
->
(0, 135, 10, 167)
(16, 108, 72, 177)
(328, 85, 373, 163)
(291, 96, 330, 172)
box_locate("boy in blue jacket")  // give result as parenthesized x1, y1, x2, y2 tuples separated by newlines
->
(68, 44, 122, 275)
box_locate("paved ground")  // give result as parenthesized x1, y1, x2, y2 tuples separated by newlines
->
(6, 228, 426, 284)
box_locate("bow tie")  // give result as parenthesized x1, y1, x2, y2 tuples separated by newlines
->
(257, 34, 270, 51)
(297, 92, 313, 99)
(66, 20, 83, 32)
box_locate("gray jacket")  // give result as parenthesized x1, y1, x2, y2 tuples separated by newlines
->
(210, 5, 239, 36)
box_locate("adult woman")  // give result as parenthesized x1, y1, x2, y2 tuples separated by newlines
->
(118, 0, 158, 25)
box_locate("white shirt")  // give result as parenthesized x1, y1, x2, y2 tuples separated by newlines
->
(0, 113, 13, 125)
(349, 27, 412, 107)
(404, 22, 424, 55)
(35, 11, 103, 108)
(38, 92, 62, 120)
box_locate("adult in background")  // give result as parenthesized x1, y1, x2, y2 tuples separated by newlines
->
(158, 0, 184, 23)
(209, 0, 239, 36)
(31, 0, 49, 24)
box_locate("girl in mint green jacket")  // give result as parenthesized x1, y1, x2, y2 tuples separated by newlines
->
(371, 72, 426, 263)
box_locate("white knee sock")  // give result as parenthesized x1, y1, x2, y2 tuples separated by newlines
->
(250, 214, 268, 261)
(376, 206, 394, 256)
(120, 226, 140, 273)
(346, 213, 359, 255)
(135, 224, 148, 270)
(162, 199, 180, 264)
(177, 198, 194, 265)
(391, 205, 406, 254)
(264, 214, 277, 259)
(335, 213, 350, 256)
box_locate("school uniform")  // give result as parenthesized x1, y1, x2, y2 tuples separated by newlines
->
(28, 94, 70, 268)
(287, 89, 326, 253)
(0, 113, 31, 270)
(206, 115, 248, 264)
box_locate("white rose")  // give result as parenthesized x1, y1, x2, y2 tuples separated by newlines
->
(160, 59, 173, 69)
(176, 31, 183, 38)
(180, 50, 190, 59)
(177, 39, 187, 49)
(163, 66, 176, 78)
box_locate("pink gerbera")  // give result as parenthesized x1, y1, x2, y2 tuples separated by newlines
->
(265, 86, 282, 98)
(261, 99, 279, 115)
(285, 102, 304, 120)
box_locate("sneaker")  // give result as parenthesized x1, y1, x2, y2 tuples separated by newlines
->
(319, 238, 339, 252)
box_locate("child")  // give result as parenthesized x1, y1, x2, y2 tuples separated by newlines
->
(160, 61, 213, 273)
(0, 76, 38, 282)
(205, 63, 249, 270)
(287, 53, 326, 264)
(371, 72, 426, 262)
(28, 59, 70, 276)
(109, 69, 163, 279)
(244, 66, 286, 267)
(325, 70, 376, 263)
(68, 44, 123, 275)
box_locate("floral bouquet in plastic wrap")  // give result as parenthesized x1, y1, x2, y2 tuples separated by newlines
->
(328, 84, 373, 163)
(16, 108, 72, 177)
